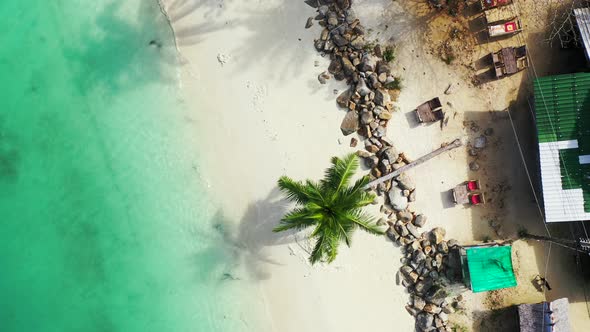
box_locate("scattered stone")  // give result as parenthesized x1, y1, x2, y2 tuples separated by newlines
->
(389, 189, 408, 211)
(398, 211, 413, 223)
(318, 5, 329, 16)
(356, 150, 371, 158)
(386, 226, 400, 242)
(332, 34, 349, 47)
(485, 127, 494, 136)
(361, 111, 374, 125)
(318, 71, 330, 84)
(397, 173, 416, 191)
(355, 78, 372, 97)
(414, 214, 427, 227)
(406, 222, 421, 239)
(468, 148, 478, 156)
(415, 278, 434, 294)
(340, 111, 359, 136)
(381, 146, 399, 162)
(402, 189, 410, 197)
(423, 303, 440, 314)
(365, 155, 379, 168)
(374, 89, 391, 107)
(350, 137, 358, 147)
(305, 17, 314, 29)
(437, 241, 449, 254)
(413, 295, 426, 311)
(337, 89, 352, 108)
(469, 161, 480, 171)
(447, 239, 459, 248)
(408, 190, 416, 202)
(373, 126, 386, 137)
(430, 227, 446, 244)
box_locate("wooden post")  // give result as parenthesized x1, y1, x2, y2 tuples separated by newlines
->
(364, 138, 463, 189)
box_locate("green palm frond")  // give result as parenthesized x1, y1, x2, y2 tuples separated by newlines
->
(341, 211, 385, 235)
(277, 176, 313, 204)
(322, 154, 358, 193)
(273, 207, 320, 232)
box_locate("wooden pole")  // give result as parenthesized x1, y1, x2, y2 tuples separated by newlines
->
(364, 138, 463, 189)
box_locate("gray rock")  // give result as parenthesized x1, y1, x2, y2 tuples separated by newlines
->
(409, 190, 416, 202)
(340, 111, 359, 136)
(416, 312, 434, 331)
(485, 127, 494, 136)
(356, 150, 371, 158)
(364, 155, 379, 168)
(388, 189, 408, 211)
(397, 173, 416, 191)
(374, 89, 391, 107)
(332, 34, 348, 47)
(327, 12, 338, 26)
(442, 305, 455, 314)
(373, 126, 386, 137)
(318, 5, 329, 16)
(414, 214, 427, 227)
(437, 241, 449, 254)
(398, 211, 413, 223)
(314, 39, 325, 51)
(430, 227, 446, 244)
(415, 278, 434, 294)
(386, 226, 400, 242)
(350, 137, 358, 147)
(360, 111, 374, 125)
(469, 161, 480, 171)
(337, 89, 352, 108)
(423, 303, 441, 314)
(438, 311, 449, 322)
(341, 57, 355, 77)
(397, 224, 409, 237)
(405, 305, 419, 317)
(357, 60, 373, 72)
(318, 71, 330, 84)
(406, 222, 421, 239)
(381, 146, 398, 162)
(305, 17, 314, 29)
(413, 249, 426, 263)
(447, 239, 459, 248)
(355, 78, 372, 97)
(413, 295, 426, 311)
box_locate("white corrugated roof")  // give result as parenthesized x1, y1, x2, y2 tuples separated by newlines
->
(539, 140, 590, 222)
(574, 8, 590, 63)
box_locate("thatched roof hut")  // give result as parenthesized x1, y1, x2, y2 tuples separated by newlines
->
(517, 298, 570, 332)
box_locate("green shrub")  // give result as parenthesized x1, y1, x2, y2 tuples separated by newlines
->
(384, 76, 402, 90)
(383, 46, 395, 62)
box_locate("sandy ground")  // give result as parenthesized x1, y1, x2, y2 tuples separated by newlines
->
(160, 0, 590, 331)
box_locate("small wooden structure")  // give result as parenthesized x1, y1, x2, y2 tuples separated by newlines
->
(492, 46, 528, 78)
(452, 180, 485, 205)
(414, 97, 444, 123)
(487, 17, 522, 37)
(480, 0, 512, 10)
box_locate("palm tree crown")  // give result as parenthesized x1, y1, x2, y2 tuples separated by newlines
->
(274, 154, 384, 264)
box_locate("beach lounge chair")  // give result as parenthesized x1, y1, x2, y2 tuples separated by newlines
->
(469, 193, 485, 205)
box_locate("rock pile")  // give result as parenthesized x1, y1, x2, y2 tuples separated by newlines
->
(305, 0, 400, 141)
(304, 1, 462, 331)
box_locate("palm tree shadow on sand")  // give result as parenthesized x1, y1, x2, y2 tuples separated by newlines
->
(190, 187, 302, 282)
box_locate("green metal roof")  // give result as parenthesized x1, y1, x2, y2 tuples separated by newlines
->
(534, 73, 590, 220)
(465, 246, 516, 292)
(533, 73, 590, 144)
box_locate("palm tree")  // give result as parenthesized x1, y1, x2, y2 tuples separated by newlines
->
(274, 154, 385, 264)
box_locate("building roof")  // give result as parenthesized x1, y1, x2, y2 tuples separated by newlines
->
(518, 298, 571, 332)
(465, 245, 517, 292)
(534, 73, 590, 222)
(574, 8, 590, 63)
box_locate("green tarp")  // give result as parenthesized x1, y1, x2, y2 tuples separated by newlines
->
(466, 245, 517, 292)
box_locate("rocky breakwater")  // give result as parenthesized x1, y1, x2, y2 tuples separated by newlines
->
(304, 0, 400, 141)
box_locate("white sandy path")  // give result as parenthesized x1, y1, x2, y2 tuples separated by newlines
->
(160, 0, 413, 331)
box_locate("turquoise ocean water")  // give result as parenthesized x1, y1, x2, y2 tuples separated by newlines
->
(0, 1, 255, 331)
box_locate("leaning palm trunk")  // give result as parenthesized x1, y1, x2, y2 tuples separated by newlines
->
(274, 154, 384, 264)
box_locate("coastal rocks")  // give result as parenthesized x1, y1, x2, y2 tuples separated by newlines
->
(318, 71, 331, 84)
(397, 173, 416, 191)
(416, 312, 434, 331)
(305, 17, 314, 28)
(340, 111, 359, 135)
(337, 89, 352, 108)
(350, 137, 358, 147)
(414, 214, 427, 227)
(430, 228, 446, 245)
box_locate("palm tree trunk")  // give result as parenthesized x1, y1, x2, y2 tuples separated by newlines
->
(365, 138, 463, 189)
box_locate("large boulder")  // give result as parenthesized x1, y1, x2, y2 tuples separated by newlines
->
(388, 189, 408, 211)
(340, 111, 359, 136)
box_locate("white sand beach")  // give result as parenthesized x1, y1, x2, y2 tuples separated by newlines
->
(160, 0, 590, 331)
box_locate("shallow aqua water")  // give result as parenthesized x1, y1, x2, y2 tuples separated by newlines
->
(0, 1, 248, 331)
